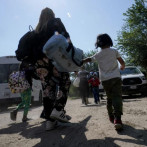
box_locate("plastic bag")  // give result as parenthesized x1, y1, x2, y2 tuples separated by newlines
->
(73, 77, 80, 87)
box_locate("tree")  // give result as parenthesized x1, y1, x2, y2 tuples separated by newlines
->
(116, 0, 147, 71)
(70, 50, 98, 80)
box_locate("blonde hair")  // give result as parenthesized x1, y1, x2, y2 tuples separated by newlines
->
(35, 7, 55, 33)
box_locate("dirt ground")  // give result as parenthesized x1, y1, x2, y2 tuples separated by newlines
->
(0, 95, 147, 147)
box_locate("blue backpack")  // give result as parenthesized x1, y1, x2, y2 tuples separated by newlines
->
(43, 34, 84, 72)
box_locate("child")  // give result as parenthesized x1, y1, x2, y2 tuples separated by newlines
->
(83, 33, 125, 130)
(10, 61, 34, 122)
(88, 72, 100, 104)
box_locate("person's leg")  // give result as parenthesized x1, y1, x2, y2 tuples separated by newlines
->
(103, 78, 123, 130)
(110, 78, 123, 117)
(92, 87, 98, 104)
(42, 82, 56, 120)
(110, 78, 123, 130)
(82, 93, 87, 105)
(22, 88, 32, 122)
(94, 87, 100, 103)
(17, 92, 26, 110)
(54, 72, 71, 110)
(34, 59, 58, 130)
(50, 72, 71, 122)
(80, 88, 85, 104)
(97, 87, 100, 103)
(10, 90, 25, 121)
(102, 80, 114, 118)
(86, 85, 90, 104)
(42, 82, 58, 131)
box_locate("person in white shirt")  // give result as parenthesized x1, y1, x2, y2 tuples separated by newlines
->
(83, 33, 125, 131)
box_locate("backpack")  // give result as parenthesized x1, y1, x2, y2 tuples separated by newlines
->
(43, 34, 83, 72)
(8, 71, 30, 93)
(15, 26, 44, 64)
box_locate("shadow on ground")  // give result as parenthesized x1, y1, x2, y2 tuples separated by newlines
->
(0, 116, 147, 147)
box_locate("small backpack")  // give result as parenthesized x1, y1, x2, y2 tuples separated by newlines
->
(15, 26, 44, 64)
(8, 71, 30, 93)
(43, 34, 84, 72)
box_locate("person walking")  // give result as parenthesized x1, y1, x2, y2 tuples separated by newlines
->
(83, 33, 125, 130)
(88, 72, 100, 104)
(34, 7, 72, 131)
(10, 61, 34, 122)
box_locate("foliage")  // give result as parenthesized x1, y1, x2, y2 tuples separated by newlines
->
(69, 84, 80, 97)
(70, 50, 98, 80)
(116, 0, 147, 71)
(69, 50, 98, 97)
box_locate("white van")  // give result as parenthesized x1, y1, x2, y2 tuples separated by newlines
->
(0, 56, 42, 103)
(120, 66, 147, 96)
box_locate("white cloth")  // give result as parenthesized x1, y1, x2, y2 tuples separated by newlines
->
(91, 48, 121, 81)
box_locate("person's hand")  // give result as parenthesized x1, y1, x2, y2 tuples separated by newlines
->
(83, 58, 91, 64)
(120, 65, 125, 70)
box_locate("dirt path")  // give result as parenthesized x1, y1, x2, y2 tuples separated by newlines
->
(0, 96, 147, 147)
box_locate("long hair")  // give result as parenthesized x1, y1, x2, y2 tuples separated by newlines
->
(95, 33, 113, 48)
(35, 7, 55, 33)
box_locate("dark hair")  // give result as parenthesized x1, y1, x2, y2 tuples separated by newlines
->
(95, 33, 113, 48)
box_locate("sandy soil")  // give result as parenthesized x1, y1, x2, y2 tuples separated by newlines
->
(0, 96, 147, 147)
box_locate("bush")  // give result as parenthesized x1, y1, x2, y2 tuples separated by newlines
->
(69, 84, 80, 97)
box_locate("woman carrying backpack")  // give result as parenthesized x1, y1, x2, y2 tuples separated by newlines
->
(34, 7, 72, 131)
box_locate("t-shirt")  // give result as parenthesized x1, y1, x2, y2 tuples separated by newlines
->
(88, 77, 100, 87)
(91, 48, 121, 81)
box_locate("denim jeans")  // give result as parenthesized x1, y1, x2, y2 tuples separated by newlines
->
(92, 87, 99, 103)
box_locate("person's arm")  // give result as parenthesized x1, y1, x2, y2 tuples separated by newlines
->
(88, 78, 92, 83)
(83, 57, 92, 64)
(117, 57, 125, 70)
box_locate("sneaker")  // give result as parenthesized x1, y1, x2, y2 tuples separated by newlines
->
(22, 116, 30, 122)
(46, 120, 57, 131)
(66, 115, 72, 120)
(114, 119, 123, 130)
(63, 110, 72, 120)
(10, 110, 17, 121)
(50, 108, 69, 123)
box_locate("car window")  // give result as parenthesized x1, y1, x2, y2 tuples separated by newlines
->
(120, 67, 141, 75)
(0, 64, 19, 83)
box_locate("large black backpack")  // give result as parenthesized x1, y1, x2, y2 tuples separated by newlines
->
(15, 26, 45, 64)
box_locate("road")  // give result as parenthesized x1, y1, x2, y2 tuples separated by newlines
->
(0, 96, 147, 147)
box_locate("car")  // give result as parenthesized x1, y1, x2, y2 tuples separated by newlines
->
(120, 66, 147, 96)
(0, 56, 42, 104)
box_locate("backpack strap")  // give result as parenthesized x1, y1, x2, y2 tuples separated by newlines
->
(29, 25, 34, 31)
(66, 43, 83, 66)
